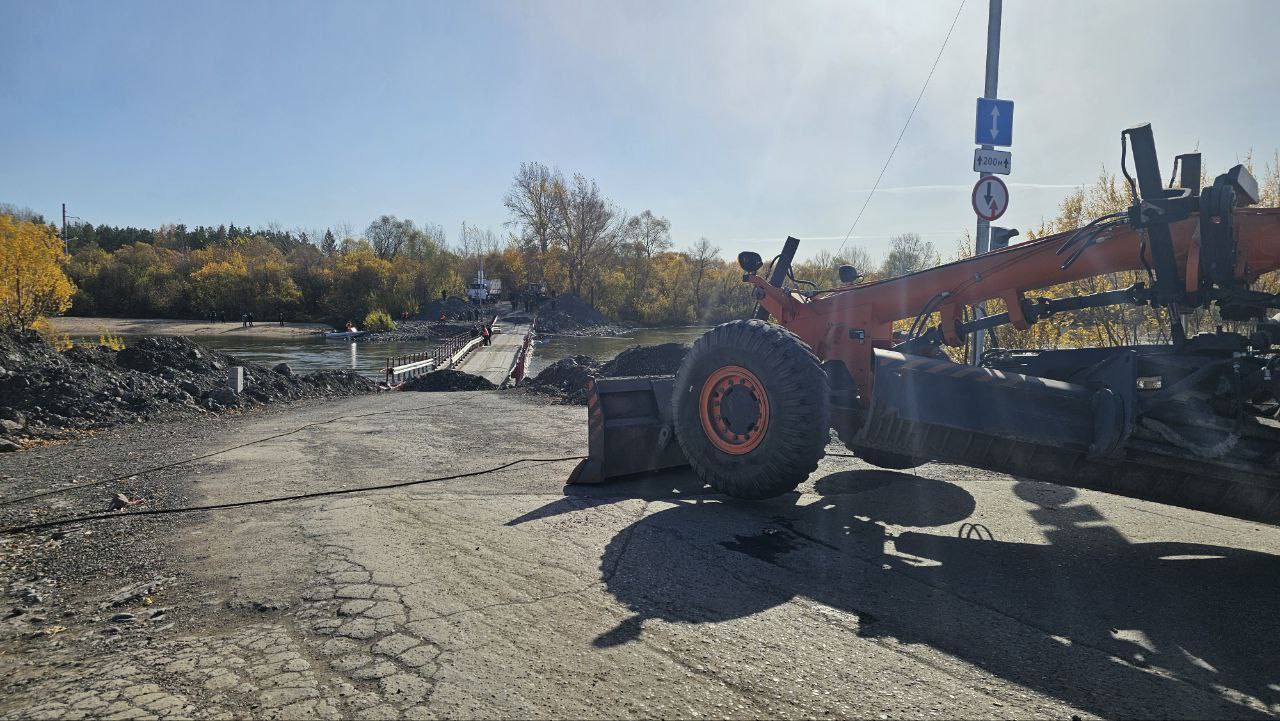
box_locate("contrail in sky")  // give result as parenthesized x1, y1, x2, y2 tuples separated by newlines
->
(848, 182, 1083, 194)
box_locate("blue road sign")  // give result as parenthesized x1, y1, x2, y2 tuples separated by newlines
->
(975, 98, 1014, 147)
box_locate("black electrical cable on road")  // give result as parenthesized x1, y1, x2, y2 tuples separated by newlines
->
(0, 395, 485, 508)
(2, 455, 588, 535)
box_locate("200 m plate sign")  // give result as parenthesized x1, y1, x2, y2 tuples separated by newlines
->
(973, 148, 1011, 175)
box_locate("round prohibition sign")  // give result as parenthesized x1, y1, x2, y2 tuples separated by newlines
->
(972, 175, 1009, 222)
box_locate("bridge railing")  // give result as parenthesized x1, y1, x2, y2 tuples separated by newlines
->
(384, 330, 479, 385)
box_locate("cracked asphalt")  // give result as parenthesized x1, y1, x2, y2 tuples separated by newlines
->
(2, 390, 1280, 719)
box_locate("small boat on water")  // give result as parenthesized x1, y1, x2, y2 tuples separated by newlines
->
(324, 329, 368, 341)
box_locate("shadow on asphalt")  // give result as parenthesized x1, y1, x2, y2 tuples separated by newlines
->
(525, 468, 1280, 718)
(504, 469, 711, 526)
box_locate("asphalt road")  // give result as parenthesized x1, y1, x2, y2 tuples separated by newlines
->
(2, 390, 1279, 719)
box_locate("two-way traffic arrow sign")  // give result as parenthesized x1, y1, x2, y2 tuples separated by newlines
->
(975, 98, 1013, 147)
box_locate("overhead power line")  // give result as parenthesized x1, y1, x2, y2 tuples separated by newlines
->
(835, 0, 967, 257)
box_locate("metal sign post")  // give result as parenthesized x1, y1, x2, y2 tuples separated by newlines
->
(971, 0, 1004, 365)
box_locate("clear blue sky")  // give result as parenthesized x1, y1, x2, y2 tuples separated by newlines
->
(2, 0, 1277, 261)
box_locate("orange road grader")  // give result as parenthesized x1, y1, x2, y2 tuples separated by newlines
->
(569, 124, 1280, 524)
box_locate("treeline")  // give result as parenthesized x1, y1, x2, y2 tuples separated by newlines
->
(42, 163, 840, 326)
(15, 150, 1277, 335)
(9, 161, 974, 329)
(61, 219, 455, 323)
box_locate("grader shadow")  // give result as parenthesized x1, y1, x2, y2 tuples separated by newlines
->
(568, 468, 1280, 719)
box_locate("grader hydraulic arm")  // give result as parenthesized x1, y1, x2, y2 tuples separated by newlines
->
(572, 124, 1280, 524)
(747, 195, 1280, 401)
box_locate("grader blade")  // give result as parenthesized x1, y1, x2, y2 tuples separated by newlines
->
(854, 349, 1280, 523)
(567, 376, 689, 485)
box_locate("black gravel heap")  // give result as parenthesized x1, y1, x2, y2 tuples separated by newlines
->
(420, 296, 482, 322)
(527, 355, 599, 404)
(400, 369, 497, 392)
(598, 343, 688, 377)
(533, 294, 609, 334)
(523, 343, 690, 405)
(0, 331, 377, 446)
(362, 321, 474, 343)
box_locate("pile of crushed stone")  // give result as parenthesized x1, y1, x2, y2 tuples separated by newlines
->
(533, 294, 610, 334)
(526, 355, 598, 404)
(362, 321, 474, 343)
(0, 331, 377, 448)
(399, 369, 497, 392)
(521, 343, 690, 404)
(421, 296, 485, 322)
(598, 343, 688, 377)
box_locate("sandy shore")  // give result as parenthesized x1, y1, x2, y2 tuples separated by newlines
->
(50, 316, 331, 338)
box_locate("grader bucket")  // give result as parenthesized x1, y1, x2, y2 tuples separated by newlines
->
(567, 376, 688, 485)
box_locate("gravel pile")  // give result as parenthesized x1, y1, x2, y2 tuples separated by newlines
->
(521, 343, 690, 405)
(526, 355, 598, 404)
(534, 295, 610, 334)
(598, 342, 688, 377)
(0, 331, 377, 448)
(421, 296, 484, 322)
(400, 369, 497, 392)
(363, 321, 474, 343)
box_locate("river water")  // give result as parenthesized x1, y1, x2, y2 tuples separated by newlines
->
(527, 326, 710, 375)
(70, 326, 711, 379)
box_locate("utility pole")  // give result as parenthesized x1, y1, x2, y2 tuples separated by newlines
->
(61, 203, 68, 254)
(971, 0, 1002, 365)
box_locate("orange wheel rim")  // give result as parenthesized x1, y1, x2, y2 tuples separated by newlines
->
(698, 365, 770, 455)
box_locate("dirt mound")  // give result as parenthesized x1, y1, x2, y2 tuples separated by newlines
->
(0, 330, 377, 445)
(599, 343, 688, 377)
(534, 295, 609, 334)
(118, 336, 226, 376)
(526, 355, 599, 404)
(521, 343, 690, 405)
(364, 321, 474, 343)
(400, 369, 497, 392)
(421, 296, 481, 322)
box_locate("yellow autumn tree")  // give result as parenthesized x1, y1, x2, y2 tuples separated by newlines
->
(0, 214, 75, 330)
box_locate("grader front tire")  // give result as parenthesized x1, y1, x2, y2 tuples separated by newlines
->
(672, 320, 829, 499)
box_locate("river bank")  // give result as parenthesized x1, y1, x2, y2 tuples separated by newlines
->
(0, 331, 378, 448)
(51, 316, 330, 339)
